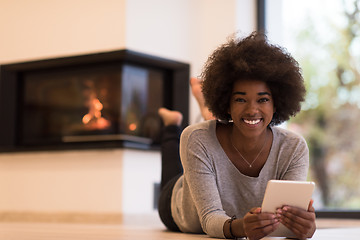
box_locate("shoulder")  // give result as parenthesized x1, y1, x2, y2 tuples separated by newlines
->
(272, 126, 306, 143)
(179, 120, 219, 168)
(180, 120, 219, 155)
(181, 120, 216, 141)
(271, 126, 308, 153)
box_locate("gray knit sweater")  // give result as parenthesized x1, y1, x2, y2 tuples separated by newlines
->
(171, 120, 309, 238)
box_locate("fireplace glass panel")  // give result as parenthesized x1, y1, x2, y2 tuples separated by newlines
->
(20, 63, 164, 146)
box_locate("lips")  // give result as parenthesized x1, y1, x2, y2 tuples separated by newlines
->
(243, 118, 262, 125)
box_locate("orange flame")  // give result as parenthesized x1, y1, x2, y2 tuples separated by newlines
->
(129, 123, 137, 131)
(82, 95, 110, 130)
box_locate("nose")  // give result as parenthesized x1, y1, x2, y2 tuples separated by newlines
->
(245, 101, 259, 115)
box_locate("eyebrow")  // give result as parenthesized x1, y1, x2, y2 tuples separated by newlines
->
(233, 91, 272, 96)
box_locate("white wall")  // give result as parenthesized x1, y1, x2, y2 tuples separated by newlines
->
(0, 0, 255, 218)
(124, 0, 255, 124)
(0, 150, 124, 213)
(0, 0, 127, 64)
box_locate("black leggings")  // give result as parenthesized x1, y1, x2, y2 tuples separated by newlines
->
(158, 125, 183, 232)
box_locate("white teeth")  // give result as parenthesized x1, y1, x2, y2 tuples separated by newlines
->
(243, 119, 261, 125)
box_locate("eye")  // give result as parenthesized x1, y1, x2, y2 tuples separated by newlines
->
(258, 97, 270, 103)
(234, 97, 246, 103)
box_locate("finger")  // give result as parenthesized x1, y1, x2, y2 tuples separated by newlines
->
(259, 220, 280, 233)
(278, 207, 316, 238)
(308, 199, 315, 212)
(280, 210, 312, 229)
(279, 206, 315, 228)
(280, 219, 308, 239)
(247, 221, 280, 240)
(280, 214, 315, 239)
(258, 218, 280, 228)
(281, 206, 315, 221)
(245, 214, 279, 234)
(253, 207, 262, 214)
(245, 212, 277, 224)
(249, 207, 261, 214)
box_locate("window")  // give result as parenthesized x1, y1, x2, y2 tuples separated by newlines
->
(264, 0, 360, 217)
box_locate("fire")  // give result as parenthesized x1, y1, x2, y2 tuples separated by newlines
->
(82, 114, 92, 125)
(82, 94, 110, 130)
(129, 123, 137, 131)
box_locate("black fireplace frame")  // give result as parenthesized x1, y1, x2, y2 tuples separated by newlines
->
(0, 49, 189, 152)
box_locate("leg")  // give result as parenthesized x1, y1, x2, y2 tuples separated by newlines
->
(158, 108, 183, 189)
(158, 108, 183, 231)
(190, 77, 216, 121)
(158, 173, 182, 232)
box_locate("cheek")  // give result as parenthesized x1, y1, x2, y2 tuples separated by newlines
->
(228, 105, 243, 116)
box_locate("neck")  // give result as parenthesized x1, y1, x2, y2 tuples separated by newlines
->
(229, 126, 269, 169)
(230, 126, 269, 153)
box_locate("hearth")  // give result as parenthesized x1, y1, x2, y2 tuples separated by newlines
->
(0, 50, 189, 151)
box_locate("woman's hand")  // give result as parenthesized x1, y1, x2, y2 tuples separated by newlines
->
(243, 207, 280, 240)
(276, 199, 316, 239)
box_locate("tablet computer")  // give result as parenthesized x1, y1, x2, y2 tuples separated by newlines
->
(261, 180, 315, 238)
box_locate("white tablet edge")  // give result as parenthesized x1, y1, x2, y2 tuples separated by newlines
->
(261, 180, 315, 238)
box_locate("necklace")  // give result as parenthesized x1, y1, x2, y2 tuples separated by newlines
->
(230, 130, 268, 168)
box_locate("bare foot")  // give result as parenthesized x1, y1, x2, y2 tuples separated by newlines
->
(190, 77, 216, 121)
(158, 108, 183, 126)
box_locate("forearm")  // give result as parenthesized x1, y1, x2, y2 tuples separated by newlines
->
(223, 218, 246, 239)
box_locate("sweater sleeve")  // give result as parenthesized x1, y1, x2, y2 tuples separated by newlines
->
(179, 124, 229, 238)
(281, 133, 309, 181)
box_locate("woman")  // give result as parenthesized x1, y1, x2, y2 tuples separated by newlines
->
(158, 32, 316, 240)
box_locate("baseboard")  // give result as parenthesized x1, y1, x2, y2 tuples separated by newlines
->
(0, 211, 123, 224)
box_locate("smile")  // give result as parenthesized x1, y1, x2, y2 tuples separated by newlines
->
(243, 119, 262, 125)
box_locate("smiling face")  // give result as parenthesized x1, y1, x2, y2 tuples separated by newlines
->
(228, 79, 275, 138)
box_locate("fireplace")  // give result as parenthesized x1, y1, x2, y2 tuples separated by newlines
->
(0, 50, 189, 151)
